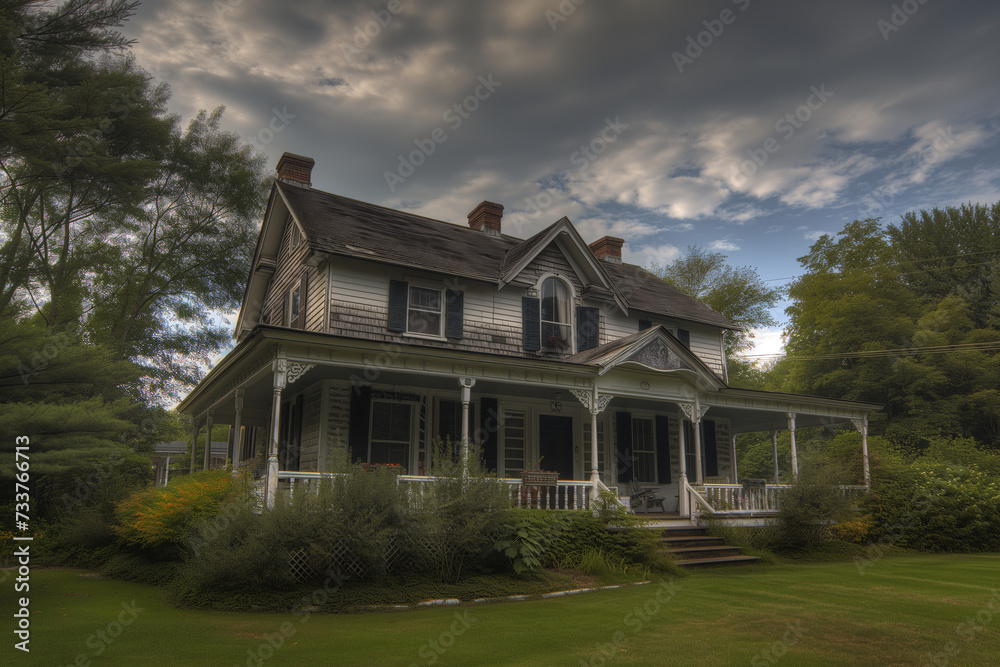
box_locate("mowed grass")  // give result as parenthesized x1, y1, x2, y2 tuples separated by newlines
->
(3, 555, 999, 666)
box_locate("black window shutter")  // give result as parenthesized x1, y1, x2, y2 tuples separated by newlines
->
(522, 296, 540, 352)
(703, 419, 718, 477)
(655, 415, 671, 484)
(446, 289, 464, 339)
(348, 386, 372, 464)
(388, 280, 408, 332)
(576, 306, 600, 352)
(677, 329, 690, 348)
(479, 397, 498, 473)
(639, 319, 652, 331)
(615, 411, 633, 484)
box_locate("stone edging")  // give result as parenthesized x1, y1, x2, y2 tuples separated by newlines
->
(362, 581, 652, 612)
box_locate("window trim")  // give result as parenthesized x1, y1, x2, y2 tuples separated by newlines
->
(538, 274, 574, 353)
(368, 398, 415, 467)
(404, 283, 446, 339)
(631, 416, 657, 484)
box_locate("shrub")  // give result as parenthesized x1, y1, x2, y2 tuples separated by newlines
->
(775, 463, 853, 550)
(410, 440, 512, 583)
(115, 469, 237, 548)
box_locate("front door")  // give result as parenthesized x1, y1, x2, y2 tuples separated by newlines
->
(539, 415, 574, 480)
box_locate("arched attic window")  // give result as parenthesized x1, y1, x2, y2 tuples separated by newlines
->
(541, 277, 572, 350)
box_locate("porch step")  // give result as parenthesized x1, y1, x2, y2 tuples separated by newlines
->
(668, 545, 744, 561)
(653, 526, 761, 568)
(659, 535, 725, 549)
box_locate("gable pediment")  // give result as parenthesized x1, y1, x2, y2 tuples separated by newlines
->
(626, 338, 692, 372)
(499, 217, 628, 313)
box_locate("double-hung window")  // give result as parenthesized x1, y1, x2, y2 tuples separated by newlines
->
(540, 278, 572, 350)
(370, 400, 412, 467)
(407, 286, 443, 336)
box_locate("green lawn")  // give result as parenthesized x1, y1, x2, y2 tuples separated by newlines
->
(3, 555, 999, 666)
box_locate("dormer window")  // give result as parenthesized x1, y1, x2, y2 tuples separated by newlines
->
(541, 277, 571, 350)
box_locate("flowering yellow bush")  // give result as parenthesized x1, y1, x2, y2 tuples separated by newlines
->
(115, 470, 235, 548)
(830, 514, 874, 544)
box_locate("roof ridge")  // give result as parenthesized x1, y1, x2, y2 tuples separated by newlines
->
(278, 181, 526, 244)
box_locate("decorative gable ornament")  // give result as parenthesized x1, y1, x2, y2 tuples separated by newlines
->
(626, 338, 689, 372)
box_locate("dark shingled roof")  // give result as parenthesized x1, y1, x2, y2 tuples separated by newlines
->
(278, 182, 738, 329)
(602, 262, 738, 329)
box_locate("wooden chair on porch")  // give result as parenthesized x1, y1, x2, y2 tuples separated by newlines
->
(627, 480, 667, 513)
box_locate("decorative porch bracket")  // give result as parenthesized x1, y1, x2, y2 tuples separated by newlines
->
(677, 400, 709, 486)
(851, 416, 871, 490)
(285, 362, 315, 386)
(569, 388, 614, 500)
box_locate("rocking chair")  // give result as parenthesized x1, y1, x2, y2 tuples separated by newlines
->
(627, 480, 667, 513)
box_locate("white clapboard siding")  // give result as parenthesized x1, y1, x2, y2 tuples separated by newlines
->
(305, 263, 327, 332)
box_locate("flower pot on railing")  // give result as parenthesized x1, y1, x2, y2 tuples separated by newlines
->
(518, 470, 559, 486)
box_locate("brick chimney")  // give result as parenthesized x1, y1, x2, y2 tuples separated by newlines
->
(589, 236, 624, 264)
(467, 201, 504, 236)
(276, 153, 315, 187)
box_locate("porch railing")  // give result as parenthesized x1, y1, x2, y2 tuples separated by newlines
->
(693, 483, 869, 517)
(272, 471, 600, 511)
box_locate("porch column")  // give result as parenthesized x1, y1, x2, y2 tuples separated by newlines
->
(231, 389, 244, 473)
(730, 434, 739, 484)
(458, 377, 476, 473)
(787, 412, 798, 478)
(266, 359, 288, 509)
(853, 416, 871, 490)
(570, 388, 614, 500)
(163, 454, 171, 486)
(203, 409, 214, 471)
(190, 424, 198, 474)
(772, 431, 780, 483)
(693, 397, 704, 485)
(677, 415, 688, 516)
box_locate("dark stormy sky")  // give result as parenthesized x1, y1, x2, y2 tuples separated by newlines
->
(121, 0, 1000, 357)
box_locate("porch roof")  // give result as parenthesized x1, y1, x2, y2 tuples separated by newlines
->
(179, 324, 881, 432)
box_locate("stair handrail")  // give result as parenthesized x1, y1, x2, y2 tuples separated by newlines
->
(683, 477, 717, 521)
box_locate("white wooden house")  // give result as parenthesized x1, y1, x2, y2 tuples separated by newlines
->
(177, 153, 878, 517)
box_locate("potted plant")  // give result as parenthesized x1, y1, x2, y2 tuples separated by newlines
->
(518, 456, 559, 486)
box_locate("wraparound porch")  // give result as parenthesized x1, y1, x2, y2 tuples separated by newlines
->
(178, 327, 879, 520)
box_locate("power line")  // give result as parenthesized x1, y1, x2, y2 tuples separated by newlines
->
(760, 247, 1000, 284)
(742, 340, 1000, 361)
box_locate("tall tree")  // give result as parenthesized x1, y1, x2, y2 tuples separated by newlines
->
(781, 208, 1000, 450)
(652, 245, 783, 385)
